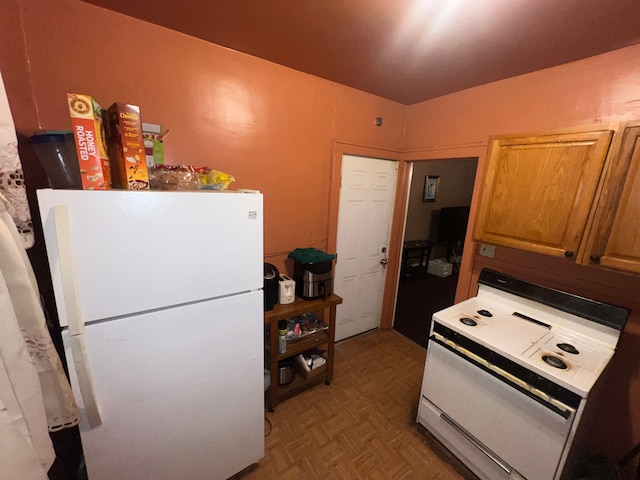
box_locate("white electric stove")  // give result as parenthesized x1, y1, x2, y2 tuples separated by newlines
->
(418, 269, 628, 480)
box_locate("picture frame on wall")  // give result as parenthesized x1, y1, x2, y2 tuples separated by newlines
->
(423, 175, 439, 202)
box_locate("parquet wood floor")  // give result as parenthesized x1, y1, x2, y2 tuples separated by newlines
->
(240, 329, 478, 480)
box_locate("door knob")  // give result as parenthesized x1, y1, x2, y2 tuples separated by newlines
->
(380, 258, 388, 266)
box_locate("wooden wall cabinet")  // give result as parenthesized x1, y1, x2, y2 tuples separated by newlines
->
(264, 294, 342, 411)
(581, 124, 640, 273)
(473, 122, 640, 275)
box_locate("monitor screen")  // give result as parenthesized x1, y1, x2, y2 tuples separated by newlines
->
(438, 206, 470, 245)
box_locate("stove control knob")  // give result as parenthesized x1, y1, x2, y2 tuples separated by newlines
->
(589, 254, 601, 263)
(564, 250, 574, 258)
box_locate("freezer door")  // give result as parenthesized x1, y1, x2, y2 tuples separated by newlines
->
(63, 291, 264, 480)
(37, 189, 263, 327)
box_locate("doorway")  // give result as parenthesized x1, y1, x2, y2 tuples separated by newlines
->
(393, 158, 478, 347)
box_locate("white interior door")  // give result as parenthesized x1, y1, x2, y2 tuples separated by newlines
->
(334, 155, 398, 341)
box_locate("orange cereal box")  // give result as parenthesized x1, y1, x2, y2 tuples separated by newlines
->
(105, 103, 150, 190)
(67, 93, 112, 190)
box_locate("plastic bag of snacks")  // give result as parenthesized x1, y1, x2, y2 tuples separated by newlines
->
(198, 168, 235, 190)
(149, 165, 235, 191)
(149, 165, 199, 190)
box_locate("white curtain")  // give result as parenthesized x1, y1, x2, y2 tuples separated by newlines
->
(0, 69, 33, 248)
(0, 193, 81, 479)
(0, 71, 80, 479)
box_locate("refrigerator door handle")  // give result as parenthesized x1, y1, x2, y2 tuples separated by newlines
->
(69, 333, 102, 427)
(53, 205, 102, 427)
(53, 205, 84, 336)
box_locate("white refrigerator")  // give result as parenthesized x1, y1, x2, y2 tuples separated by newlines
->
(37, 189, 265, 480)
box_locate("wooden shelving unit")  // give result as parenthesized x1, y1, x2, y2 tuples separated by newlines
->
(264, 293, 343, 411)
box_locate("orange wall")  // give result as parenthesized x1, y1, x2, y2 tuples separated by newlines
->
(405, 45, 640, 151)
(0, 0, 406, 273)
(3, 0, 640, 471)
(405, 44, 640, 471)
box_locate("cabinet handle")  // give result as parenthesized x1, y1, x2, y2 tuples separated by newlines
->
(589, 254, 601, 263)
(564, 251, 574, 258)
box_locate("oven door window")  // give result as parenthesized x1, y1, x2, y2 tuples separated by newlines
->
(422, 341, 576, 480)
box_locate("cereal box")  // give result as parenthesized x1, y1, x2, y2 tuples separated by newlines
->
(106, 103, 150, 190)
(142, 122, 165, 169)
(67, 93, 112, 190)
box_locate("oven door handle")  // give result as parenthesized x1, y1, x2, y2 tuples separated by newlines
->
(440, 412, 512, 474)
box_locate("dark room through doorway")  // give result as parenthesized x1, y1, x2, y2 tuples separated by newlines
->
(393, 157, 478, 348)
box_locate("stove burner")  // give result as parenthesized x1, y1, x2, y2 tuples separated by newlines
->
(460, 317, 478, 326)
(477, 309, 493, 317)
(557, 343, 579, 355)
(542, 355, 568, 370)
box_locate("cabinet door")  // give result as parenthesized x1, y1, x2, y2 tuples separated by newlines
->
(474, 130, 613, 258)
(585, 125, 640, 273)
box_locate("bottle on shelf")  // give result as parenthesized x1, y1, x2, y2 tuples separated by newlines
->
(278, 320, 287, 354)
